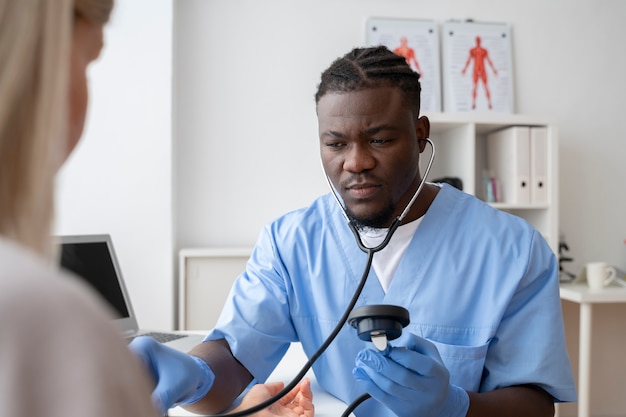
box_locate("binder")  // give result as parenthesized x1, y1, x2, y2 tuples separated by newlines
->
(487, 126, 530, 204)
(529, 126, 549, 204)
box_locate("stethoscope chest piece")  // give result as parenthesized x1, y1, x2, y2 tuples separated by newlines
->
(348, 304, 410, 351)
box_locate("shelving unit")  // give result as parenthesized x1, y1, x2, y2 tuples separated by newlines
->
(426, 112, 558, 252)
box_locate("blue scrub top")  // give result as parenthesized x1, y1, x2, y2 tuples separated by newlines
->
(206, 184, 576, 417)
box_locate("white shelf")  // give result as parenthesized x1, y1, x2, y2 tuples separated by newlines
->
(428, 111, 555, 126)
(428, 113, 558, 253)
(560, 282, 626, 304)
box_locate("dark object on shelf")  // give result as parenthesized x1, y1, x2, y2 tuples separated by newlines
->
(432, 176, 463, 190)
(559, 238, 575, 282)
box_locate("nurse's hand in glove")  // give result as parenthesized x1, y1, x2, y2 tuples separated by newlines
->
(128, 336, 214, 415)
(353, 333, 470, 417)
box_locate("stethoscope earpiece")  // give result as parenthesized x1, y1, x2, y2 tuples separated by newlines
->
(348, 304, 410, 350)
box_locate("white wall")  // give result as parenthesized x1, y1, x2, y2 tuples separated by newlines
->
(55, 0, 173, 329)
(173, 0, 626, 271)
(56, 0, 626, 414)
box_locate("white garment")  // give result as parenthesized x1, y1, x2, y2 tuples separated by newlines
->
(0, 237, 158, 417)
(359, 219, 422, 292)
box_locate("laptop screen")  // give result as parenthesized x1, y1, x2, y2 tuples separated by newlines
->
(58, 236, 130, 320)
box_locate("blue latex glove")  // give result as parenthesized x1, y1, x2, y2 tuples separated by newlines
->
(353, 333, 469, 417)
(128, 336, 215, 414)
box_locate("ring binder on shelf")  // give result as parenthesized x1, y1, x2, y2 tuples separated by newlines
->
(529, 126, 549, 205)
(487, 126, 531, 204)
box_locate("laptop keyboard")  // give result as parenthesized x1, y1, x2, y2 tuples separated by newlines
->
(128, 331, 188, 344)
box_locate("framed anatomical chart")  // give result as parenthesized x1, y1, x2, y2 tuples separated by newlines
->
(366, 17, 442, 113)
(441, 21, 514, 113)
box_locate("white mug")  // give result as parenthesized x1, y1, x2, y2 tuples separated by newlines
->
(586, 262, 617, 290)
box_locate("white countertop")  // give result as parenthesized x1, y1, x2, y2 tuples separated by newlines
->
(559, 282, 626, 303)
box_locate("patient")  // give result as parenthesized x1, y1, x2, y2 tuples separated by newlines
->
(0, 0, 311, 416)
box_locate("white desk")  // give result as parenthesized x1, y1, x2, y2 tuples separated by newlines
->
(559, 283, 626, 417)
(168, 342, 351, 416)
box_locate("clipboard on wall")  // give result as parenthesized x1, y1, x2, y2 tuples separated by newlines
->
(441, 21, 514, 113)
(365, 17, 442, 113)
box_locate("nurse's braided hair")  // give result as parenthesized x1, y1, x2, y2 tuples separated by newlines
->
(314, 45, 422, 115)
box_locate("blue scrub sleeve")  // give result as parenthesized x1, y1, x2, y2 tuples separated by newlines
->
(205, 226, 298, 383)
(480, 231, 577, 402)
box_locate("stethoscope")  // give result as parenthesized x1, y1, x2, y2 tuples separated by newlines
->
(208, 138, 435, 417)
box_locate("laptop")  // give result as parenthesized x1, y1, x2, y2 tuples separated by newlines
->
(57, 234, 205, 352)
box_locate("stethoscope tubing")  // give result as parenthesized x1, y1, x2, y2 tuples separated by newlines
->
(208, 139, 435, 416)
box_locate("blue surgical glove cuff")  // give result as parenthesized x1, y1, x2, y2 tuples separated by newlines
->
(440, 384, 470, 417)
(178, 355, 216, 406)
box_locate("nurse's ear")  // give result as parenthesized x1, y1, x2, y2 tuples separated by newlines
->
(416, 116, 430, 153)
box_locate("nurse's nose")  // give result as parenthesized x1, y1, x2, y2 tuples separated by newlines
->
(343, 144, 375, 173)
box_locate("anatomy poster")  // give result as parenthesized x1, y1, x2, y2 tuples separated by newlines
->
(366, 17, 441, 113)
(441, 21, 514, 113)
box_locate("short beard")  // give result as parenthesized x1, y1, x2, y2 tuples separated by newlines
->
(345, 203, 395, 230)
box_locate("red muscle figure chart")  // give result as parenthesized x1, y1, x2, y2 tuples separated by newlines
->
(461, 36, 497, 109)
(393, 36, 423, 76)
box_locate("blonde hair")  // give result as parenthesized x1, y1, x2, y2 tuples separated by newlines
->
(0, 0, 113, 259)
(75, 0, 114, 24)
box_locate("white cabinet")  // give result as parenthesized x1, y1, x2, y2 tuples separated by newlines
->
(427, 112, 558, 253)
(178, 247, 251, 330)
